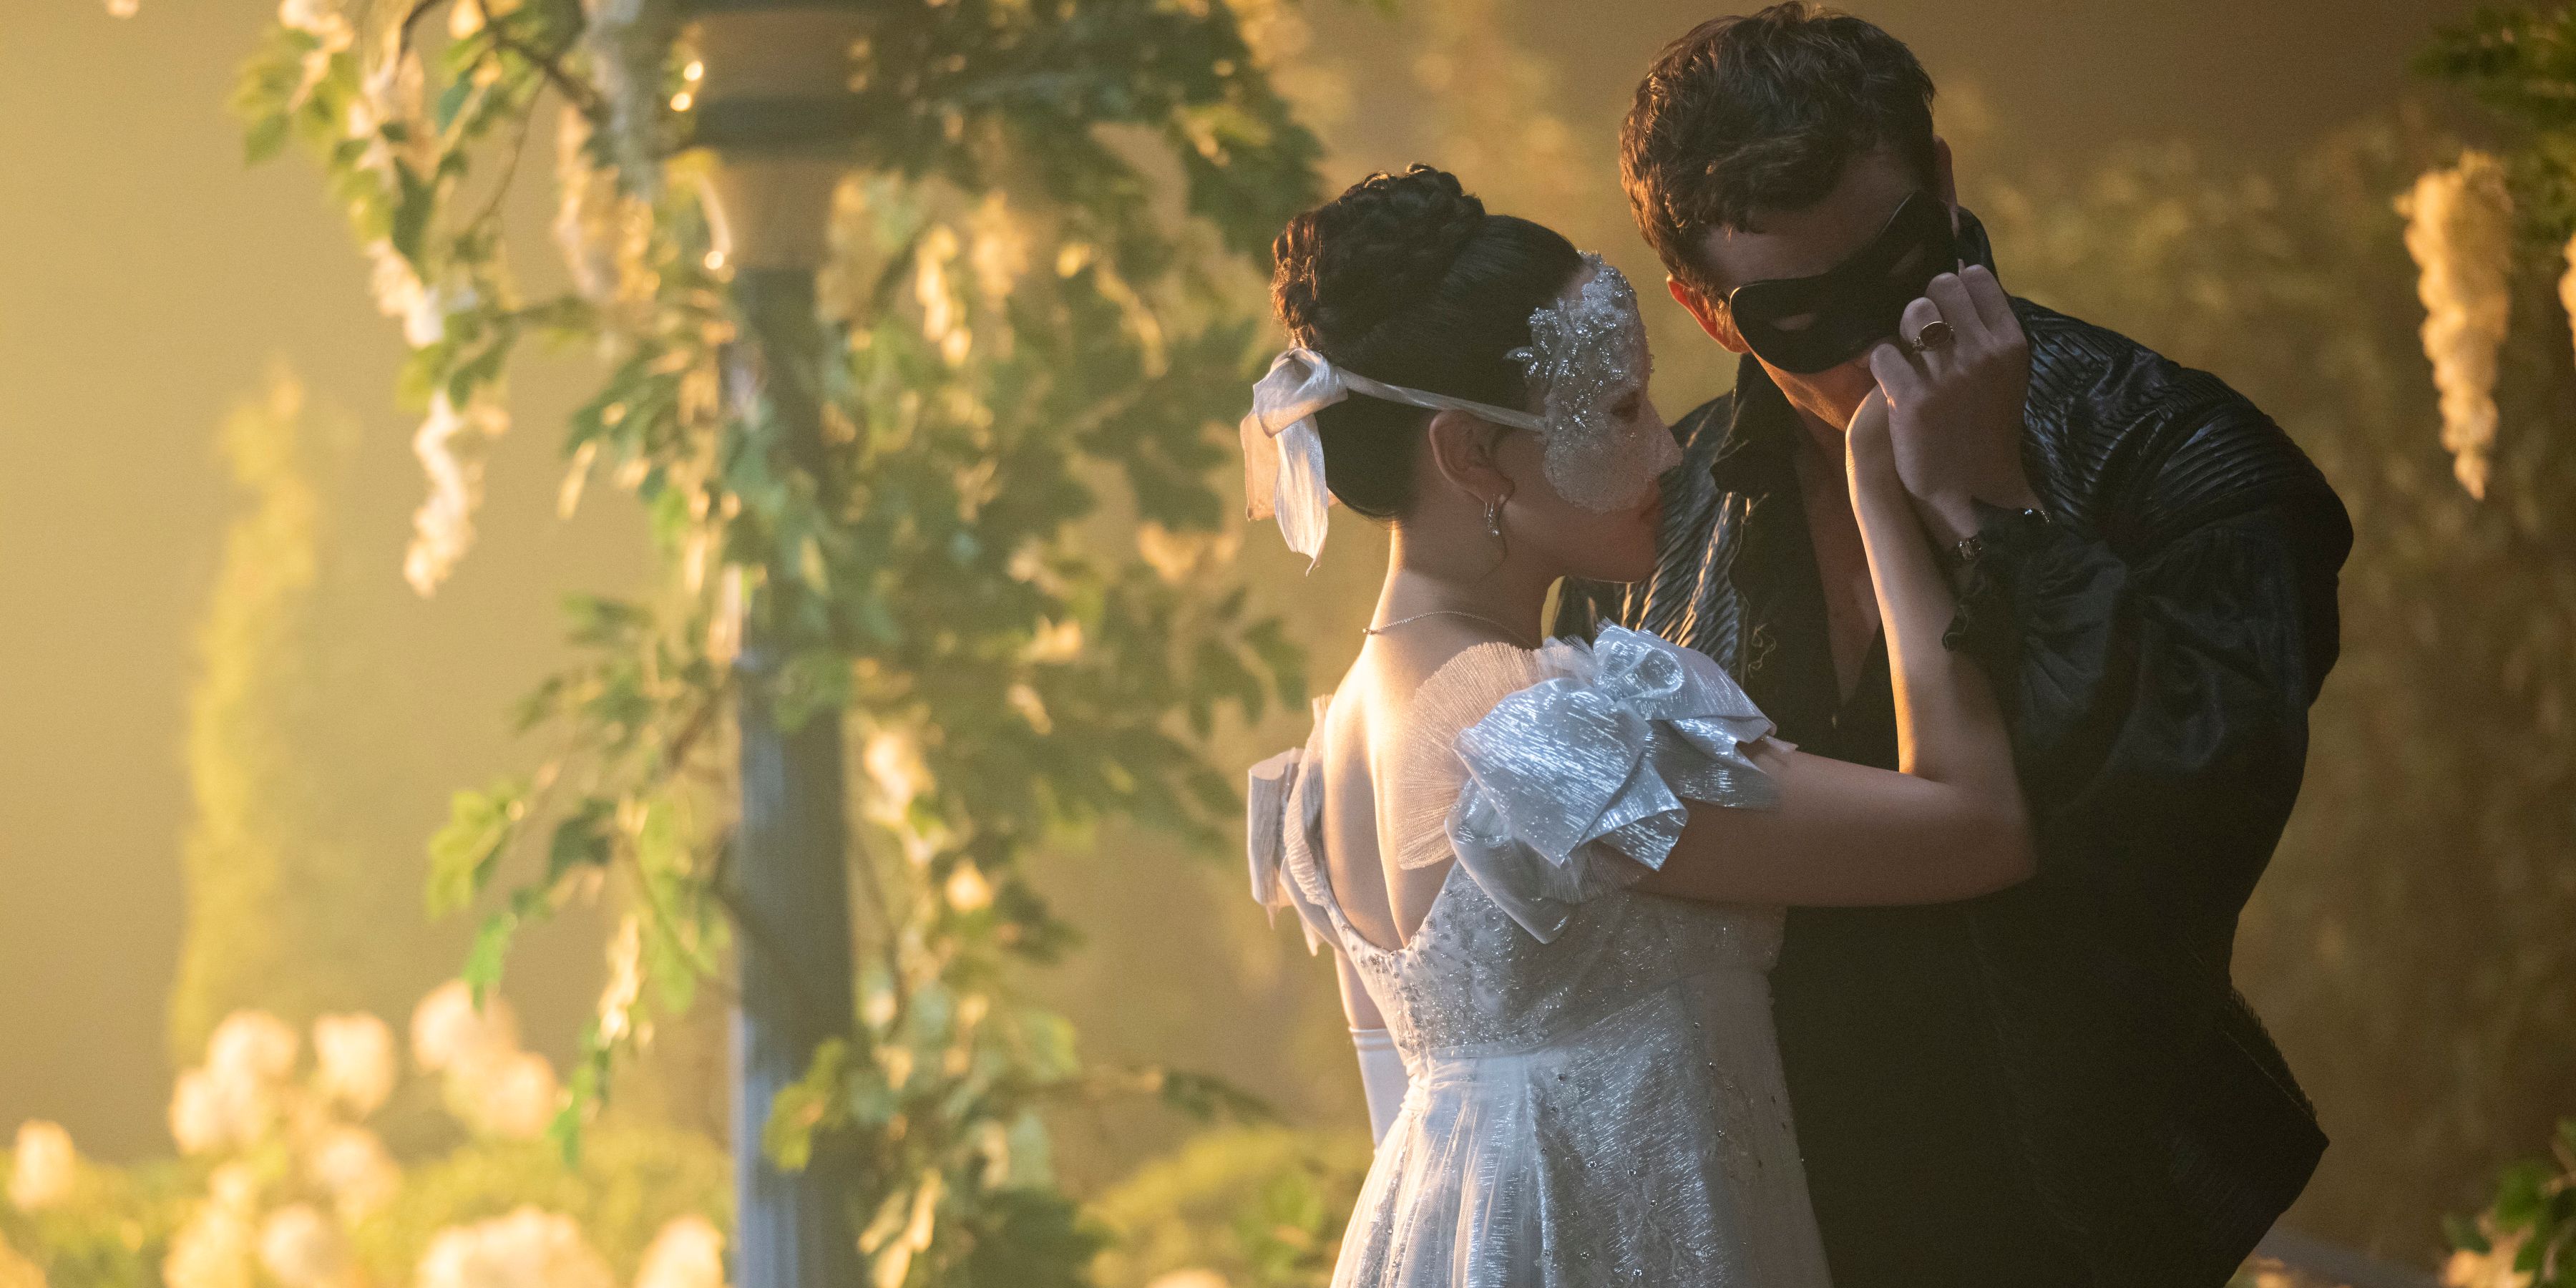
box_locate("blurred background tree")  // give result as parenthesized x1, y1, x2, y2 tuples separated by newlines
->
(223, 0, 1327, 1284)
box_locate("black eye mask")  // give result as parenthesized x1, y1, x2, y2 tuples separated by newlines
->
(1724, 190, 1960, 375)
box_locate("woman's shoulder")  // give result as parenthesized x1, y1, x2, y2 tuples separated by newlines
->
(1440, 625, 1784, 940)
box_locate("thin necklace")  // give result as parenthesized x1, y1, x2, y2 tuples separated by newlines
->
(1362, 608, 1539, 648)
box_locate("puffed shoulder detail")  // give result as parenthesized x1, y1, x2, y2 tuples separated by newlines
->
(1247, 709, 1335, 955)
(1444, 625, 1780, 942)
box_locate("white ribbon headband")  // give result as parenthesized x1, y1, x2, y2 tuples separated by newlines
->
(1237, 348, 1543, 566)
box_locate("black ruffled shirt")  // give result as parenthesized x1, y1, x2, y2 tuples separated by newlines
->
(1556, 280, 2350, 1288)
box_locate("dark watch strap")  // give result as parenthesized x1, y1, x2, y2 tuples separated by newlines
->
(1945, 507, 2050, 570)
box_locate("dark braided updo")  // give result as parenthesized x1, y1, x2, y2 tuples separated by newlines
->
(1269, 165, 1585, 519)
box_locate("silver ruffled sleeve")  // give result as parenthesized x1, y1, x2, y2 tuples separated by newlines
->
(1443, 625, 1780, 942)
(1247, 744, 1330, 955)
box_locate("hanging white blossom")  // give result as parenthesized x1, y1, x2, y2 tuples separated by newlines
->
(404, 390, 510, 597)
(915, 225, 974, 366)
(415, 1207, 615, 1288)
(861, 728, 929, 829)
(363, 243, 458, 349)
(2399, 152, 2515, 499)
(164, 1164, 263, 1288)
(303, 1125, 399, 1221)
(353, 29, 433, 182)
(311, 1013, 396, 1117)
(255, 1205, 350, 1288)
(551, 109, 649, 314)
(276, 0, 349, 44)
(210, 1011, 300, 1085)
(465, 1050, 562, 1141)
(597, 914, 644, 1047)
(169, 1069, 233, 1156)
(633, 1216, 728, 1288)
(411, 982, 560, 1139)
(555, 108, 624, 306)
(6, 1121, 74, 1212)
(165, 1210, 257, 1288)
(945, 860, 996, 912)
(412, 980, 519, 1073)
(171, 1010, 301, 1154)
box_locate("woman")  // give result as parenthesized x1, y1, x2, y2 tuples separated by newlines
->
(1239, 165, 2032, 1287)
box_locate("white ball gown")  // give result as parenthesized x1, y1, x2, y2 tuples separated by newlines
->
(1247, 626, 1834, 1288)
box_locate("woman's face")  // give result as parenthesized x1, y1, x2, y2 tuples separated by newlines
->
(1490, 391, 1669, 586)
(1495, 261, 1674, 585)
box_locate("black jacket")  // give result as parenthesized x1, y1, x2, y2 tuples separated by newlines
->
(1556, 233, 2348, 1287)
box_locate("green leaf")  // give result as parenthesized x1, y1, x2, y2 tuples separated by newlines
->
(2444, 1211, 2489, 1254)
(426, 778, 527, 917)
(1244, 615, 1309, 711)
(1016, 1010, 1080, 1083)
(763, 1038, 852, 1173)
(390, 162, 438, 263)
(462, 908, 520, 1000)
(243, 112, 292, 165)
(1148, 1067, 1275, 1123)
(771, 648, 854, 733)
(962, 1189, 1104, 1288)
(546, 796, 617, 884)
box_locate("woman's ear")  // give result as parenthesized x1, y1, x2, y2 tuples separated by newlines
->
(1424, 409, 1512, 504)
(1669, 276, 1749, 355)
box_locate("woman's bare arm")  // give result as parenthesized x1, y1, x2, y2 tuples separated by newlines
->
(1637, 387, 2033, 907)
(1335, 949, 1385, 1029)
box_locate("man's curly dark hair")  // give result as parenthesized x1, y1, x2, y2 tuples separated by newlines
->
(1622, 4, 1938, 295)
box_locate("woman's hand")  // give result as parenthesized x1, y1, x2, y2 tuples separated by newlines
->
(1865, 265, 2040, 545)
(1843, 385, 1902, 516)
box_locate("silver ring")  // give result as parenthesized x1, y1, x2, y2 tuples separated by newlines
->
(1909, 318, 1956, 353)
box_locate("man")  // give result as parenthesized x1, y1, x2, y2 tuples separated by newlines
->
(1555, 7, 2350, 1286)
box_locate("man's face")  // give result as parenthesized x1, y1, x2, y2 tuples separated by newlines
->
(1674, 142, 1954, 431)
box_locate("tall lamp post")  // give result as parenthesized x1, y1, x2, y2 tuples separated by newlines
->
(687, 5, 867, 1286)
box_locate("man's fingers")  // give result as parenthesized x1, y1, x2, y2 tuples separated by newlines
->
(1867, 341, 1926, 399)
(1922, 273, 1989, 350)
(1897, 296, 1951, 374)
(1961, 265, 2020, 340)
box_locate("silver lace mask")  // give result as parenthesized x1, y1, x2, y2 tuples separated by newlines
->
(1511, 255, 1681, 512)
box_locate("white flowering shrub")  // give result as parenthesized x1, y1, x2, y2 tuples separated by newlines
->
(227, 0, 1324, 1282)
(0, 988, 727, 1288)
(415, 1207, 613, 1288)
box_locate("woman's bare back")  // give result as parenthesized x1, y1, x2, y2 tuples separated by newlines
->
(1314, 622, 1511, 953)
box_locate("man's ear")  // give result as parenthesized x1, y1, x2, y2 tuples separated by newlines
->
(1933, 135, 1961, 228)
(1668, 276, 1750, 355)
(1424, 408, 1511, 502)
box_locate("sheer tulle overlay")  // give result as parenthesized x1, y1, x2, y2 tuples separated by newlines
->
(1247, 627, 1833, 1287)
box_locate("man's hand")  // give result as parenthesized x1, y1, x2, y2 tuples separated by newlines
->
(1865, 265, 2041, 546)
